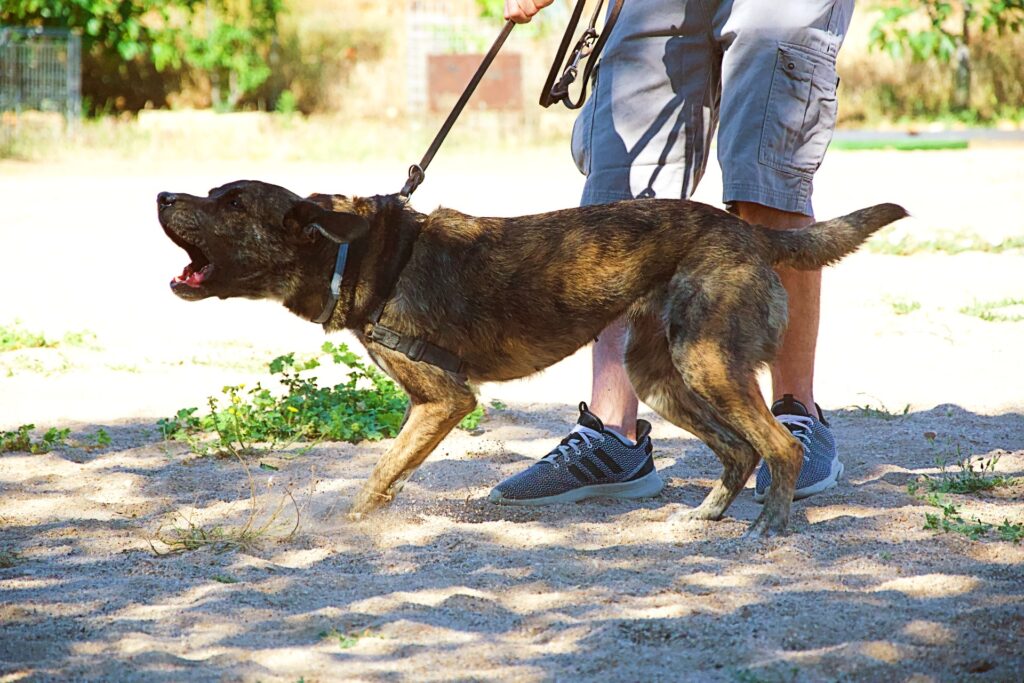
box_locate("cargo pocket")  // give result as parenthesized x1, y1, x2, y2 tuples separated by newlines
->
(570, 64, 600, 176)
(758, 43, 839, 178)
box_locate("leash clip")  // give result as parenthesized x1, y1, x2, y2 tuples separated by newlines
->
(400, 164, 425, 199)
(550, 29, 598, 100)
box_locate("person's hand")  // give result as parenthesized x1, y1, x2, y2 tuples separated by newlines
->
(505, 0, 554, 24)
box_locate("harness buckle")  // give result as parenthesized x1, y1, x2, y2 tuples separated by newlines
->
(369, 324, 401, 350)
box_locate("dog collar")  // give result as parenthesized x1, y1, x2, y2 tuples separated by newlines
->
(312, 229, 350, 326)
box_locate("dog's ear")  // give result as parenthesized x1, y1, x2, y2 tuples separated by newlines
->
(283, 199, 370, 244)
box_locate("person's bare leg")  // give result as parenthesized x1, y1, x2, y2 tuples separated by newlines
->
(591, 318, 639, 440)
(734, 201, 818, 409)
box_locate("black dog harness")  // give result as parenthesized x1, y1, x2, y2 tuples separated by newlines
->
(312, 222, 466, 376)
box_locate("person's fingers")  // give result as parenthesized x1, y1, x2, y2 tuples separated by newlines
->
(504, 0, 552, 24)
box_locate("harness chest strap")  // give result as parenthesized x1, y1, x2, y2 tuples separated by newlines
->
(364, 301, 467, 375)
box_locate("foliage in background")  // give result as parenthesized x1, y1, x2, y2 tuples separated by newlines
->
(0, 321, 97, 352)
(1, 0, 283, 112)
(159, 342, 487, 457)
(869, 0, 1024, 111)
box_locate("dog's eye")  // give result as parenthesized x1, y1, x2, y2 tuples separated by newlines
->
(229, 198, 243, 209)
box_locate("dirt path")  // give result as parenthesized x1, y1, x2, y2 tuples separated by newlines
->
(0, 147, 1022, 681)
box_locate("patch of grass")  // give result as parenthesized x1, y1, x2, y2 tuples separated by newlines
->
(866, 231, 1024, 256)
(908, 459, 1022, 543)
(850, 399, 910, 421)
(886, 297, 921, 316)
(919, 450, 1015, 495)
(960, 298, 1024, 323)
(211, 574, 240, 584)
(150, 455, 300, 554)
(831, 138, 968, 151)
(320, 628, 378, 650)
(0, 424, 71, 454)
(76, 428, 112, 451)
(160, 341, 495, 457)
(0, 322, 98, 352)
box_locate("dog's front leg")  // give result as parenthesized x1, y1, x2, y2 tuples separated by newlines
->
(348, 348, 477, 518)
(349, 398, 474, 518)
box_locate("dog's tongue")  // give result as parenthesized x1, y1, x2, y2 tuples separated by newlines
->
(173, 263, 214, 288)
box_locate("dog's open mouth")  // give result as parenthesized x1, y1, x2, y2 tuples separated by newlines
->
(168, 237, 216, 291)
(173, 259, 214, 289)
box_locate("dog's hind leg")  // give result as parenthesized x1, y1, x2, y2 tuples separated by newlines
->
(625, 309, 760, 522)
(348, 354, 477, 519)
(662, 288, 804, 535)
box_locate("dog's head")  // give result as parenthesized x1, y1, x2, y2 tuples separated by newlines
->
(157, 179, 369, 303)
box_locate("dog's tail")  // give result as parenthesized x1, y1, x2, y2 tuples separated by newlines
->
(762, 203, 908, 270)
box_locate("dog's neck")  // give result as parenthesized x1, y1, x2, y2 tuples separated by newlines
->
(283, 196, 422, 329)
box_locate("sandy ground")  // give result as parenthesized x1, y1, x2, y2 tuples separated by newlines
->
(0, 144, 1023, 682)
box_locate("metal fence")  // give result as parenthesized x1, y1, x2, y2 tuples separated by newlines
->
(0, 26, 82, 129)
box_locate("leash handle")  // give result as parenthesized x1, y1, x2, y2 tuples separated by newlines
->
(401, 19, 516, 198)
(540, 0, 623, 110)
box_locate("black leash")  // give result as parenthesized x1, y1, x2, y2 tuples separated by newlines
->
(540, 0, 624, 110)
(399, 19, 516, 199)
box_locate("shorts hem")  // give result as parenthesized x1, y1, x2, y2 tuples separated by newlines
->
(723, 183, 813, 217)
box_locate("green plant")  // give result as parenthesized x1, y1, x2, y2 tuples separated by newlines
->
(870, 0, 1024, 110)
(78, 428, 113, 450)
(275, 89, 299, 115)
(921, 450, 1015, 494)
(908, 469, 1022, 543)
(850, 400, 911, 420)
(867, 230, 1024, 256)
(960, 297, 1024, 322)
(0, 322, 98, 353)
(161, 342, 502, 457)
(887, 297, 922, 315)
(2, 0, 283, 112)
(160, 342, 408, 456)
(0, 424, 71, 454)
(320, 628, 377, 649)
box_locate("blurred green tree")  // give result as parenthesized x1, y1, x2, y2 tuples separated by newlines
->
(870, 0, 1024, 111)
(1, 0, 283, 112)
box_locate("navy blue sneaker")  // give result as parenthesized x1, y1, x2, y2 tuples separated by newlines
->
(754, 394, 843, 503)
(488, 402, 664, 505)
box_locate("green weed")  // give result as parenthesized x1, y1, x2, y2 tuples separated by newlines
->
(76, 428, 112, 451)
(850, 400, 911, 420)
(160, 341, 493, 457)
(908, 459, 1022, 543)
(320, 628, 377, 650)
(0, 424, 71, 454)
(920, 450, 1015, 495)
(960, 298, 1024, 323)
(866, 231, 1024, 256)
(0, 322, 98, 352)
(887, 298, 921, 315)
(211, 574, 240, 584)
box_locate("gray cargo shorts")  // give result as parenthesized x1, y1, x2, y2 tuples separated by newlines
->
(571, 0, 854, 216)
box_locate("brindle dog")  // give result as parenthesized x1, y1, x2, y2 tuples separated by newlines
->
(158, 180, 906, 535)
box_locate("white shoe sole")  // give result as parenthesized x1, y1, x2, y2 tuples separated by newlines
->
(752, 459, 844, 504)
(488, 470, 664, 506)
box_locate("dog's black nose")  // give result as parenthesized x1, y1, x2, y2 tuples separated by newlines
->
(158, 192, 177, 208)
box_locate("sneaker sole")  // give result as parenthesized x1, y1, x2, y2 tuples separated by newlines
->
(488, 470, 664, 506)
(752, 460, 844, 504)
